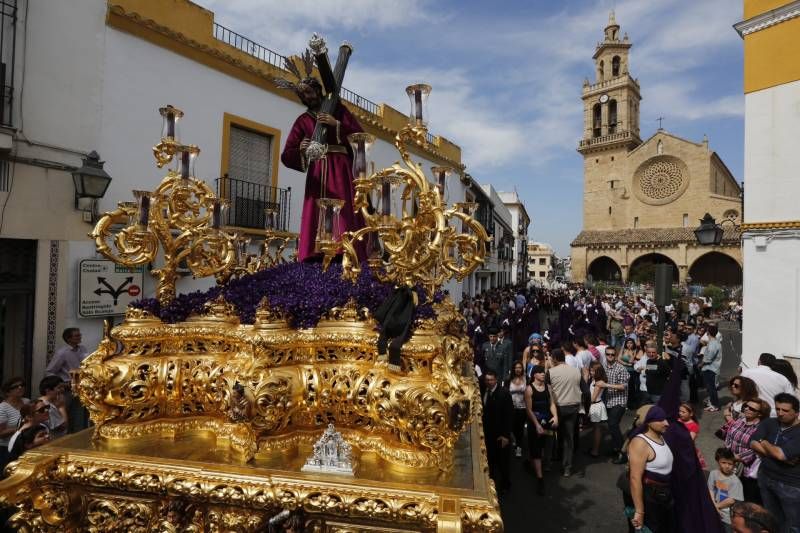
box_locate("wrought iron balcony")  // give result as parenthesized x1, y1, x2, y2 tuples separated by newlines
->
(216, 176, 291, 231)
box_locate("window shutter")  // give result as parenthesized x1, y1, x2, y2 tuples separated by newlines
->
(229, 126, 272, 185)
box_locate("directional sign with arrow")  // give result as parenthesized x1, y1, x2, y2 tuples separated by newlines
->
(94, 276, 134, 305)
(79, 260, 144, 318)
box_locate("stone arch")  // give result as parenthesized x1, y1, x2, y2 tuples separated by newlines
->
(629, 253, 679, 284)
(588, 256, 622, 282)
(689, 252, 742, 286)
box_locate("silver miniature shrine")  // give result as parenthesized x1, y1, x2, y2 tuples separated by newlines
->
(301, 423, 355, 476)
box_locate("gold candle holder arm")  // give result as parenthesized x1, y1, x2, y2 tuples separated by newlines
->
(90, 203, 159, 266)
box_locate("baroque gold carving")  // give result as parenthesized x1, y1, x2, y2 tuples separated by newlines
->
(75, 299, 476, 470)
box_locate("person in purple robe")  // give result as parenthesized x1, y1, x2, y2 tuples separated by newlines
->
(280, 78, 365, 262)
(623, 350, 724, 532)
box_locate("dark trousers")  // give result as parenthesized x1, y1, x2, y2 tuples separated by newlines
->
(688, 371, 700, 403)
(642, 483, 674, 533)
(702, 370, 720, 408)
(626, 369, 640, 409)
(623, 483, 674, 533)
(740, 475, 761, 505)
(758, 471, 800, 532)
(606, 405, 626, 452)
(556, 404, 579, 471)
(486, 436, 511, 491)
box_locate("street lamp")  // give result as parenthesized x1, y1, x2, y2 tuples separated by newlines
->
(694, 213, 724, 245)
(72, 151, 112, 219)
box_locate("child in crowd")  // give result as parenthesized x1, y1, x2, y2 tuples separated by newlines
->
(678, 402, 707, 469)
(708, 447, 744, 532)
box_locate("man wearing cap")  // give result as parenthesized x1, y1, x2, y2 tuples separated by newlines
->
(496, 328, 514, 384)
(627, 406, 674, 532)
(482, 328, 511, 386)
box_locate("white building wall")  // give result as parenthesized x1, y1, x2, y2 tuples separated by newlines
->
(742, 236, 800, 366)
(741, 80, 800, 367)
(743, 80, 800, 223)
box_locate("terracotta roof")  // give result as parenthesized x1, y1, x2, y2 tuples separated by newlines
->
(571, 227, 741, 247)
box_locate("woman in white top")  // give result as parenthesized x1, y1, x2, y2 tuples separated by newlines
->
(627, 406, 674, 533)
(0, 377, 30, 469)
(508, 361, 527, 458)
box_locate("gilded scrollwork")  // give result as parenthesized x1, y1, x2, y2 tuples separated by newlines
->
(85, 497, 155, 533)
(75, 300, 478, 469)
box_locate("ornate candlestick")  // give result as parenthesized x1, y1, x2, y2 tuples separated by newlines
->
(90, 106, 236, 305)
(329, 85, 488, 296)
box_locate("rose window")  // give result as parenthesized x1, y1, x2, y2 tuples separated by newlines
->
(633, 156, 690, 206)
(640, 160, 682, 200)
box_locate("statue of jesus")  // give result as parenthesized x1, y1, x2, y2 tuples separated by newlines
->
(280, 77, 365, 262)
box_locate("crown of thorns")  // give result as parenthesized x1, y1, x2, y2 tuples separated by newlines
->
(274, 49, 318, 92)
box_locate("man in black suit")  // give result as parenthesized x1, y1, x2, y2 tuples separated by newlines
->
(482, 369, 513, 494)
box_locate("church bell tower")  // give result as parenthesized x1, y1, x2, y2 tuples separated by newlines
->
(578, 11, 642, 155)
(577, 11, 643, 232)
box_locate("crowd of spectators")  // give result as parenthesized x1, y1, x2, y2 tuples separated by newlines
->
(0, 327, 90, 476)
(467, 284, 798, 533)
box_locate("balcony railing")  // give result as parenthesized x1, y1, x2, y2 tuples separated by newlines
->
(582, 73, 640, 94)
(213, 23, 397, 127)
(578, 130, 633, 149)
(213, 23, 286, 70)
(339, 87, 379, 116)
(216, 176, 291, 231)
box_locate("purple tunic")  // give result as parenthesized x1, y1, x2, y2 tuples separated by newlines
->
(658, 356, 725, 533)
(281, 105, 365, 262)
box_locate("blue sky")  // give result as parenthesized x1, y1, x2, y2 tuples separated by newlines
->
(201, 0, 744, 256)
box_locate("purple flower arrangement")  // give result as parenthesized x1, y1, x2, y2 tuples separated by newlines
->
(130, 262, 441, 329)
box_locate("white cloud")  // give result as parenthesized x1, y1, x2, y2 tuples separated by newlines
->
(644, 83, 743, 121)
(344, 65, 527, 170)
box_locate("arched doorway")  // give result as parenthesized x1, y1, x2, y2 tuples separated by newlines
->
(629, 253, 679, 284)
(689, 252, 742, 286)
(587, 256, 622, 282)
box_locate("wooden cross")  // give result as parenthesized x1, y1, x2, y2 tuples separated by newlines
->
(308, 35, 353, 149)
(657, 116, 664, 129)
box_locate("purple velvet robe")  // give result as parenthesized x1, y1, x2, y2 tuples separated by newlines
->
(281, 105, 365, 262)
(658, 356, 725, 533)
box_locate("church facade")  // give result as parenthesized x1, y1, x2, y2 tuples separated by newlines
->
(570, 14, 743, 286)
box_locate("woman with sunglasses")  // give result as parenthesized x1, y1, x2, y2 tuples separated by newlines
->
(7, 399, 50, 455)
(725, 398, 770, 504)
(523, 335, 544, 378)
(724, 376, 759, 425)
